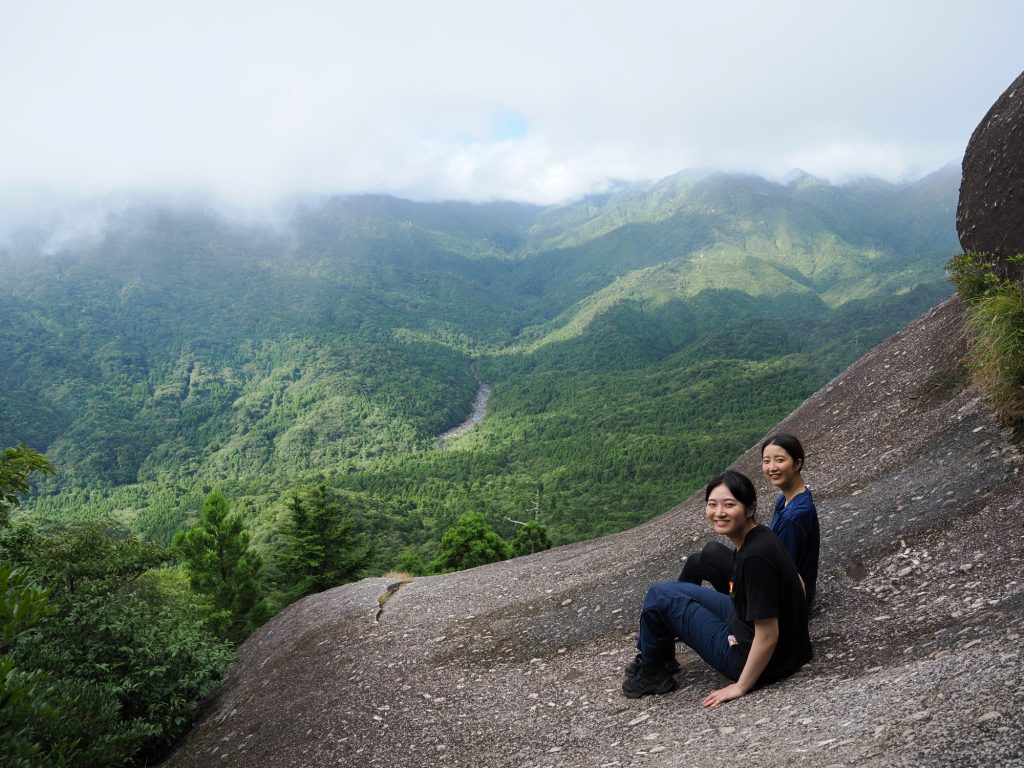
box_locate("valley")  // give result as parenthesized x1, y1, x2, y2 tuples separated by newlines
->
(0, 166, 961, 571)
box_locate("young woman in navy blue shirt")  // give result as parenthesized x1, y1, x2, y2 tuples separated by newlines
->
(761, 433, 819, 604)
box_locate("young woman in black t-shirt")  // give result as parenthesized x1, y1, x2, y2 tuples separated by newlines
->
(623, 469, 812, 704)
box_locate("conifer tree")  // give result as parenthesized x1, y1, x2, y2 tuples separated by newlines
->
(276, 484, 372, 601)
(174, 489, 265, 641)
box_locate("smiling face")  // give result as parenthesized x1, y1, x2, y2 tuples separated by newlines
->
(762, 443, 802, 492)
(705, 482, 755, 543)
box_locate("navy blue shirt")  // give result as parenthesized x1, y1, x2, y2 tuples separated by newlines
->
(769, 488, 820, 605)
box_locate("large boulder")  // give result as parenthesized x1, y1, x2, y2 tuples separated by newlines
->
(957, 69, 1024, 280)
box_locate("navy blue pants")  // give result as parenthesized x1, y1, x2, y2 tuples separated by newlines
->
(638, 581, 741, 681)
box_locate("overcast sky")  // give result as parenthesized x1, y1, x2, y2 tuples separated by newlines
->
(1, 0, 1022, 223)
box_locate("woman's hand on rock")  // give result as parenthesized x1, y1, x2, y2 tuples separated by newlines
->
(701, 683, 746, 708)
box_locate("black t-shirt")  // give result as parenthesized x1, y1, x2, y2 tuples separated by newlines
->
(728, 525, 812, 684)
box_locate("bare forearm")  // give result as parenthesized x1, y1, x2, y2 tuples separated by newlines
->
(735, 625, 777, 693)
(701, 619, 779, 708)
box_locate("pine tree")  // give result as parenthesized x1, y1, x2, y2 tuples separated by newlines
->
(431, 511, 511, 573)
(174, 489, 265, 641)
(276, 484, 372, 601)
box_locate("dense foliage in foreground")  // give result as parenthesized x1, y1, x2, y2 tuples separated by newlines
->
(0, 449, 236, 767)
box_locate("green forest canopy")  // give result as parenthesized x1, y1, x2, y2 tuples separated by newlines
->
(1, 167, 960, 570)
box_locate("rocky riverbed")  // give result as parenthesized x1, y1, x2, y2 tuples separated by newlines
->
(436, 366, 490, 449)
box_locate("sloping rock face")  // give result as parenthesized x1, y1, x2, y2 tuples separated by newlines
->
(163, 297, 1024, 768)
(957, 69, 1024, 279)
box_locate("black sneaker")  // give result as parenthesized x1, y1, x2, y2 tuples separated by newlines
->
(624, 653, 681, 677)
(621, 663, 677, 698)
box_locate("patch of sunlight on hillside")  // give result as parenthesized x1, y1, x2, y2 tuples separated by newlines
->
(509, 248, 819, 352)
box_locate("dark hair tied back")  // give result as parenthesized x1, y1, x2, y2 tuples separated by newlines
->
(761, 433, 805, 471)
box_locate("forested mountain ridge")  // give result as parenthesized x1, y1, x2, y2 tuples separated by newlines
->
(0, 166, 960, 567)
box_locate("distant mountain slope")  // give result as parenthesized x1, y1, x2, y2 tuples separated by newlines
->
(510, 165, 959, 349)
(1, 168, 961, 559)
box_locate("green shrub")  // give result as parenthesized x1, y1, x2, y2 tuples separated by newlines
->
(0, 523, 236, 767)
(0, 446, 54, 527)
(391, 548, 428, 576)
(947, 252, 1024, 427)
(512, 520, 552, 557)
(0, 564, 68, 768)
(430, 512, 512, 572)
(947, 251, 1006, 301)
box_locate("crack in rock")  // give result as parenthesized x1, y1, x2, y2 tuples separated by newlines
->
(375, 579, 410, 623)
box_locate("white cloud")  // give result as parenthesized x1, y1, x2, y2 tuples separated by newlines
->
(0, 0, 1022, 226)
(772, 142, 918, 185)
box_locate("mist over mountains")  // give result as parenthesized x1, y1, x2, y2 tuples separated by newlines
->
(1, 166, 960, 566)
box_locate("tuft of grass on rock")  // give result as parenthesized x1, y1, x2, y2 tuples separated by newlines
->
(948, 252, 1024, 430)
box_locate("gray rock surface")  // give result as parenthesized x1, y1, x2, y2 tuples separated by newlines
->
(957, 68, 1024, 278)
(162, 296, 1024, 767)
